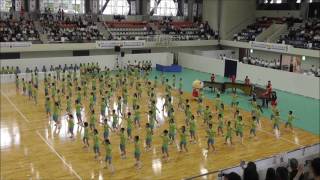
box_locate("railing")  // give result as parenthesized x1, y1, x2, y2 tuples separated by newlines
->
(267, 24, 288, 43)
(184, 143, 320, 180)
(224, 17, 255, 40)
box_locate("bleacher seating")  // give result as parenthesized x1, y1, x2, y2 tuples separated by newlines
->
(40, 13, 104, 43)
(233, 16, 303, 42)
(105, 21, 156, 40)
(277, 18, 320, 50)
(0, 17, 40, 43)
(156, 20, 218, 40)
(233, 17, 274, 42)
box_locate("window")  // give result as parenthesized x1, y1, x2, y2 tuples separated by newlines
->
(0, 0, 12, 12)
(150, 0, 178, 16)
(100, 0, 130, 15)
(40, 0, 85, 14)
(296, 0, 313, 3)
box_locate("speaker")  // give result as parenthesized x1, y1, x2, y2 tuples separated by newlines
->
(115, 46, 121, 52)
(121, 51, 125, 57)
(73, 50, 89, 56)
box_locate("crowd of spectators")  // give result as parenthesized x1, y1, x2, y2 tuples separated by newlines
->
(241, 56, 320, 77)
(158, 17, 218, 40)
(242, 56, 281, 69)
(277, 18, 320, 50)
(0, 16, 40, 42)
(233, 17, 274, 42)
(222, 157, 320, 180)
(233, 17, 302, 42)
(40, 8, 104, 43)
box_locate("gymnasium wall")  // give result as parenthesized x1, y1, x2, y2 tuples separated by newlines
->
(178, 52, 320, 99)
(255, 10, 302, 18)
(250, 50, 320, 71)
(193, 50, 236, 59)
(0, 53, 173, 73)
(15, 46, 217, 59)
(178, 52, 225, 76)
(237, 63, 320, 99)
(223, 46, 320, 71)
(220, 0, 256, 39)
(202, 0, 219, 30)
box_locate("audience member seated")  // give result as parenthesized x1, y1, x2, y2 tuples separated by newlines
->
(241, 56, 320, 77)
(242, 162, 259, 180)
(234, 157, 320, 180)
(0, 16, 40, 42)
(243, 56, 281, 69)
(233, 17, 274, 42)
(277, 18, 320, 50)
(265, 167, 276, 180)
(303, 65, 320, 77)
(223, 172, 241, 180)
(40, 11, 104, 43)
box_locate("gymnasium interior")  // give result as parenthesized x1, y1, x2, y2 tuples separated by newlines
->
(0, 0, 320, 179)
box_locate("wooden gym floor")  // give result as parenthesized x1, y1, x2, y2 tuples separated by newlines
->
(1, 79, 319, 180)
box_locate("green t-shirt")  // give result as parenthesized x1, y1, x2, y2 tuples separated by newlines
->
(68, 118, 74, 128)
(251, 120, 257, 129)
(104, 124, 109, 133)
(120, 133, 126, 145)
(236, 121, 244, 132)
(134, 140, 141, 153)
(180, 132, 187, 142)
(127, 117, 133, 129)
(274, 116, 280, 125)
(101, 101, 106, 112)
(67, 99, 71, 111)
(204, 109, 211, 119)
(84, 127, 89, 138)
(105, 144, 112, 156)
(288, 114, 294, 123)
(190, 120, 196, 131)
(134, 110, 140, 119)
(113, 114, 118, 123)
(162, 135, 170, 148)
(53, 105, 59, 116)
(226, 126, 233, 137)
(93, 134, 99, 147)
(218, 117, 224, 127)
(207, 128, 216, 139)
(45, 99, 51, 110)
(169, 123, 176, 134)
(90, 115, 96, 125)
(76, 104, 81, 114)
(146, 128, 152, 140)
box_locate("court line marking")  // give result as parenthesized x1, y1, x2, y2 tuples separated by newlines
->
(258, 127, 303, 147)
(2, 88, 303, 162)
(1, 90, 30, 123)
(1, 90, 82, 180)
(36, 131, 82, 180)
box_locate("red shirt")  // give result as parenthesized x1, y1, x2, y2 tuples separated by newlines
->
(211, 74, 215, 82)
(263, 85, 272, 97)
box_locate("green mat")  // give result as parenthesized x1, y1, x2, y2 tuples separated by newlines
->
(149, 68, 320, 135)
